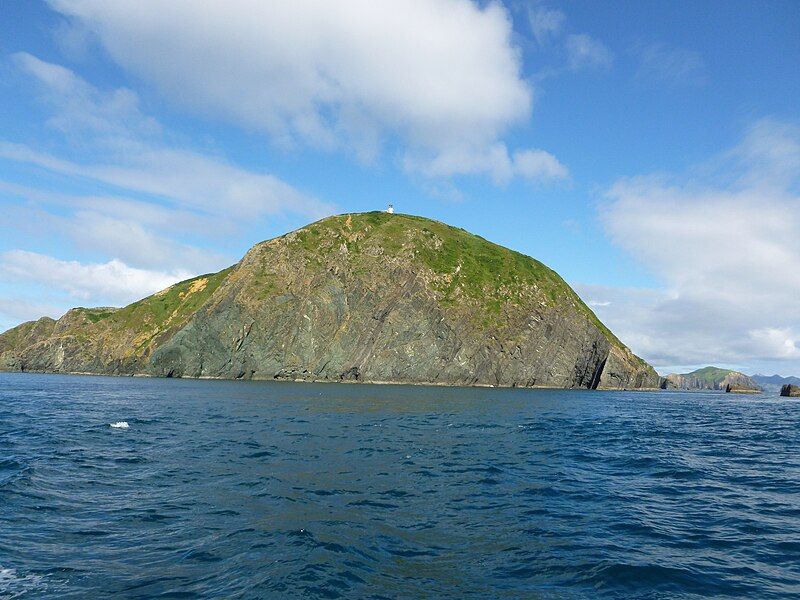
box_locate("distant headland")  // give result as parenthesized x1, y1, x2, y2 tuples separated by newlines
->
(660, 366, 761, 392)
(659, 366, 800, 395)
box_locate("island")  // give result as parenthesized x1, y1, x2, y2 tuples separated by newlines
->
(660, 366, 761, 392)
(0, 212, 658, 389)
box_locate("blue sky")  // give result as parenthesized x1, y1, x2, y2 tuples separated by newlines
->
(0, 0, 798, 375)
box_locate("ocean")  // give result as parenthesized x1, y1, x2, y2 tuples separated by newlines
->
(0, 372, 798, 598)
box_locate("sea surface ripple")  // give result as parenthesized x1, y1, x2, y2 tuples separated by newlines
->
(0, 373, 798, 598)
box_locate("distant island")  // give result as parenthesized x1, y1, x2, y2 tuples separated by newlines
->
(0, 212, 658, 389)
(660, 366, 762, 392)
(660, 367, 800, 396)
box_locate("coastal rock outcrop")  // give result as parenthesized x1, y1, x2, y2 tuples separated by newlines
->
(780, 384, 800, 397)
(0, 212, 659, 389)
(725, 383, 760, 394)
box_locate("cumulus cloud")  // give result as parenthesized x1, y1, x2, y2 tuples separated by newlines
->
(587, 119, 800, 374)
(513, 149, 570, 181)
(46, 0, 563, 184)
(0, 250, 191, 304)
(404, 144, 568, 184)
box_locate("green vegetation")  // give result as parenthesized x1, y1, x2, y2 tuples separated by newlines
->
(0, 210, 655, 386)
(0, 268, 234, 361)
(75, 307, 116, 323)
(685, 366, 735, 386)
(0, 317, 55, 354)
(296, 212, 626, 347)
(108, 268, 233, 335)
(303, 212, 566, 300)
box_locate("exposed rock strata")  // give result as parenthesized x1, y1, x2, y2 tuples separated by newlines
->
(0, 212, 658, 389)
(725, 384, 760, 394)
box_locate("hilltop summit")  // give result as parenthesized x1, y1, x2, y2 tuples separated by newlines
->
(0, 212, 657, 389)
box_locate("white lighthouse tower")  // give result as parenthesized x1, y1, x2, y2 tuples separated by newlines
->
(385, 203, 394, 214)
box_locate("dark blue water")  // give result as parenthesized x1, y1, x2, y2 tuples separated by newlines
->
(1, 373, 798, 599)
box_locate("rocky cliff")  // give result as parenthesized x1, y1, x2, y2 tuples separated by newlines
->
(0, 212, 658, 389)
(661, 366, 761, 391)
(780, 384, 800, 397)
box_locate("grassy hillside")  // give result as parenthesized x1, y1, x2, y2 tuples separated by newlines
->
(0, 211, 656, 387)
(0, 317, 55, 355)
(663, 366, 760, 391)
(0, 268, 233, 365)
(295, 212, 629, 351)
(687, 366, 736, 387)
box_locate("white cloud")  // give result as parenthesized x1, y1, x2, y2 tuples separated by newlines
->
(0, 181, 234, 272)
(47, 0, 565, 183)
(0, 141, 331, 220)
(528, 4, 565, 45)
(512, 148, 570, 181)
(13, 52, 160, 138)
(525, 5, 613, 78)
(0, 298, 65, 327)
(636, 43, 705, 86)
(0, 250, 191, 305)
(565, 34, 613, 70)
(0, 201, 222, 274)
(0, 54, 334, 322)
(404, 144, 568, 184)
(589, 119, 800, 373)
(748, 327, 800, 360)
(6, 54, 333, 220)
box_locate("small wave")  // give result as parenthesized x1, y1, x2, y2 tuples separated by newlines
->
(109, 421, 129, 429)
(0, 566, 46, 598)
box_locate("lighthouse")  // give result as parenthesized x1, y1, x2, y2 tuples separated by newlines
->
(385, 204, 394, 214)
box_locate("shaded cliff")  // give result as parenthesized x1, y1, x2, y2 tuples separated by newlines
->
(780, 384, 800, 397)
(0, 212, 658, 389)
(661, 366, 761, 391)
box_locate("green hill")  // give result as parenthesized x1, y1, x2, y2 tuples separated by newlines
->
(661, 366, 760, 391)
(0, 212, 658, 389)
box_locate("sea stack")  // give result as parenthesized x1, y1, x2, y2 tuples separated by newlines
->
(780, 384, 800, 397)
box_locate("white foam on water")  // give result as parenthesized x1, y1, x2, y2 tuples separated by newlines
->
(109, 421, 130, 429)
(0, 566, 46, 598)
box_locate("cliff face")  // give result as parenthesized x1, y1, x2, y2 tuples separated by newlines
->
(661, 367, 760, 391)
(0, 212, 658, 389)
(780, 385, 800, 397)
